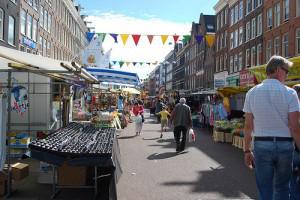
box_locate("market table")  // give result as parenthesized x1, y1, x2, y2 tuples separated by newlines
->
(29, 122, 122, 199)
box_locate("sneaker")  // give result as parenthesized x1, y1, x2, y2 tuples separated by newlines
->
(176, 144, 180, 152)
(160, 134, 163, 138)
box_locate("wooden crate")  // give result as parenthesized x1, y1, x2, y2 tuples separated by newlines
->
(213, 130, 225, 142)
(238, 137, 244, 149)
(232, 136, 239, 147)
(225, 133, 233, 143)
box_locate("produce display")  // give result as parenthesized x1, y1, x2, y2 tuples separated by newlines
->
(29, 122, 115, 156)
(214, 118, 244, 136)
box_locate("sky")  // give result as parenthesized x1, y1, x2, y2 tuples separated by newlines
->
(75, 0, 216, 79)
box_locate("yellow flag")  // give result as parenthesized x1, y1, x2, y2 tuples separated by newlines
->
(160, 35, 168, 45)
(205, 34, 215, 47)
(120, 34, 129, 45)
(126, 62, 130, 66)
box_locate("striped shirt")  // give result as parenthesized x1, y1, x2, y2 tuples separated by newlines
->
(243, 79, 300, 137)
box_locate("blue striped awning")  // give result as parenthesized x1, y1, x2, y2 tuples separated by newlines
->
(86, 67, 141, 86)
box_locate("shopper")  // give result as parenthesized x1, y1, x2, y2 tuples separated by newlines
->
(290, 84, 300, 200)
(243, 55, 300, 200)
(132, 102, 144, 136)
(155, 99, 164, 123)
(170, 98, 192, 152)
(156, 106, 170, 138)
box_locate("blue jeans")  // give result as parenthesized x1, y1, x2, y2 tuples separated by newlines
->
(290, 150, 300, 200)
(253, 140, 294, 200)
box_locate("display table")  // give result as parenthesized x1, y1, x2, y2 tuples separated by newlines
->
(29, 122, 122, 199)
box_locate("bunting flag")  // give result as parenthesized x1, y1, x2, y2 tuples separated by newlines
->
(132, 35, 141, 46)
(205, 34, 215, 47)
(183, 35, 191, 44)
(97, 33, 106, 42)
(110, 33, 118, 43)
(119, 61, 124, 67)
(147, 35, 154, 44)
(126, 62, 130, 66)
(139, 62, 143, 66)
(195, 35, 204, 44)
(86, 32, 95, 42)
(173, 35, 179, 43)
(120, 34, 129, 45)
(132, 62, 137, 66)
(112, 61, 117, 65)
(161, 35, 169, 45)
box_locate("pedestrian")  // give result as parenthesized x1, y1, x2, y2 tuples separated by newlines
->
(243, 55, 300, 200)
(170, 98, 192, 152)
(290, 84, 300, 200)
(132, 101, 144, 136)
(156, 106, 170, 138)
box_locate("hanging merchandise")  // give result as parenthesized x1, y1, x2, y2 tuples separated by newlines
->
(11, 85, 29, 116)
(0, 94, 7, 170)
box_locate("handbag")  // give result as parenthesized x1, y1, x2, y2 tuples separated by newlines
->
(189, 128, 196, 142)
(141, 114, 145, 123)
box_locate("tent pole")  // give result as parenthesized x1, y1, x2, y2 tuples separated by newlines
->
(6, 71, 12, 197)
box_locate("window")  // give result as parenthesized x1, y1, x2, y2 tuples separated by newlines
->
(216, 56, 219, 72)
(252, 0, 257, 9)
(235, 4, 239, 23)
(216, 15, 219, 31)
(220, 11, 223, 28)
(246, 22, 251, 41)
(251, 46, 256, 66)
(0, 8, 4, 40)
(230, 32, 234, 49)
(224, 31, 227, 47)
(234, 54, 238, 72)
(296, 29, 300, 55)
(33, 0, 39, 10)
(224, 54, 227, 71)
(44, 9, 48, 30)
(48, 14, 52, 33)
(239, 26, 243, 45)
(10, 0, 16, 3)
(230, 8, 234, 25)
(220, 55, 223, 71)
(246, 0, 252, 14)
(274, 36, 280, 55)
(246, 49, 250, 67)
(257, 43, 262, 65)
(225, 8, 228, 24)
(257, 14, 262, 36)
(297, 0, 300, 17)
(230, 56, 233, 73)
(8, 16, 15, 45)
(20, 9, 26, 35)
(282, 33, 289, 57)
(258, 0, 262, 6)
(283, 0, 289, 21)
(239, 0, 243, 20)
(251, 18, 256, 39)
(267, 8, 273, 28)
(238, 52, 243, 70)
(274, 3, 280, 27)
(234, 29, 238, 48)
(43, 38, 47, 56)
(32, 19, 37, 42)
(40, 6, 44, 27)
(266, 40, 272, 61)
(26, 14, 32, 39)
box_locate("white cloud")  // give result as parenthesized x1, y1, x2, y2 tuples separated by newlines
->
(86, 12, 191, 79)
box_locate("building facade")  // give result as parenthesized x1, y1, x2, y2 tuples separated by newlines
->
(0, 0, 19, 49)
(165, 50, 176, 93)
(173, 43, 186, 93)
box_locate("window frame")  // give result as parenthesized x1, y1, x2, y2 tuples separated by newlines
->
(0, 8, 4, 41)
(8, 16, 15, 46)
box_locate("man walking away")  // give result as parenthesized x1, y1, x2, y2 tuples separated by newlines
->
(170, 98, 192, 153)
(243, 55, 300, 200)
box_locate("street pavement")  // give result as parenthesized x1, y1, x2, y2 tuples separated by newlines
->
(116, 110, 257, 200)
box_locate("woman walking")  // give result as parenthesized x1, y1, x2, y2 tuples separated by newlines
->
(132, 101, 144, 136)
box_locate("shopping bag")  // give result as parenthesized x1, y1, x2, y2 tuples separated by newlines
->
(189, 128, 196, 142)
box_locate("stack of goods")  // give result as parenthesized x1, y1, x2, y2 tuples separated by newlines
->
(213, 118, 244, 147)
(91, 111, 116, 128)
(8, 132, 30, 158)
(29, 122, 116, 157)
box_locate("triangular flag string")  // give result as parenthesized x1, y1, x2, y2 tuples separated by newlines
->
(96, 33, 106, 42)
(160, 35, 169, 45)
(132, 35, 141, 46)
(173, 35, 179, 43)
(120, 34, 129, 45)
(195, 35, 204, 44)
(147, 35, 154, 44)
(109, 33, 118, 43)
(205, 34, 215, 47)
(86, 32, 95, 42)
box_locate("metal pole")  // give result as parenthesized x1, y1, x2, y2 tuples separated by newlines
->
(59, 84, 62, 129)
(6, 71, 12, 197)
(94, 166, 98, 197)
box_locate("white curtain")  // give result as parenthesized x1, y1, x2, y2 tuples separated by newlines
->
(0, 94, 7, 170)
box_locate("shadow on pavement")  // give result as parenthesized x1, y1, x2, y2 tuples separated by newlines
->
(147, 152, 178, 160)
(117, 135, 137, 139)
(143, 137, 161, 140)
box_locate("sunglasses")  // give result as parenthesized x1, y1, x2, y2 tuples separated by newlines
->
(280, 66, 289, 74)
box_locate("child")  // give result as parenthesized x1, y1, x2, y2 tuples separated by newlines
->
(157, 107, 170, 138)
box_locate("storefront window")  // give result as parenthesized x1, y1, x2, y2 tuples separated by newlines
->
(0, 8, 3, 41)
(8, 16, 15, 45)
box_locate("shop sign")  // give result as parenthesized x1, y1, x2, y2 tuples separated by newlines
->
(239, 69, 256, 86)
(22, 37, 36, 49)
(226, 73, 240, 87)
(214, 71, 228, 89)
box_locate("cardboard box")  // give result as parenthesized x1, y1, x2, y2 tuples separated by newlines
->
(11, 163, 29, 181)
(58, 163, 87, 186)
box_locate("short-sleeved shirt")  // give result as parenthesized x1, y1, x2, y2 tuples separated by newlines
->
(172, 103, 191, 128)
(243, 79, 300, 137)
(158, 110, 170, 120)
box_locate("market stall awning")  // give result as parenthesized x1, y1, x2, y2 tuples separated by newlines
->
(0, 46, 98, 83)
(86, 67, 141, 86)
(217, 86, 250, 97)
(121, 87, 141, 95)
(248, 56, 300, 83)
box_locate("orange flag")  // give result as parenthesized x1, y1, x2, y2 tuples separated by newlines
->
(132, 34, 141, 46)
(173, 35, 179, 43)
(120, 34, 129, 45)
(147, 35, 154, 44)
(205, 34, 215, 47)
(161, 35, 168, 45)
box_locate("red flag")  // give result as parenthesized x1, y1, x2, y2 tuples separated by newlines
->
(173, 35, 179, 43)
(147, 35, 154, 44)
(132, 34, 141, 46)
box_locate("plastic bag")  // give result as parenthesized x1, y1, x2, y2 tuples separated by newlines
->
(189, 128, 196, 142)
